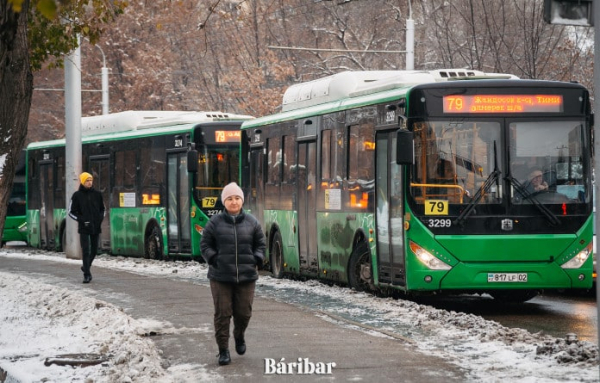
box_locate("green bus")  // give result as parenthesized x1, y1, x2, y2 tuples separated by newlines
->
(2, 150, 27, 246)
(27, 110, 252, 259)
(240, 70, 594, 302)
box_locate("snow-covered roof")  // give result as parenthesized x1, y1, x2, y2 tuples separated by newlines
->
(281, 70, 519, 112)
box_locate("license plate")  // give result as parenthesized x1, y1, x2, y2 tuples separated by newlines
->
(487, 273, 528, 283)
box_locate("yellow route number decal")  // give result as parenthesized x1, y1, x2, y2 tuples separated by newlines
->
(202, 197, 218, 208)
(425, 200, 448, 215)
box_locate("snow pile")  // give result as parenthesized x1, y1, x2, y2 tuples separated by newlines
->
(0, 272, 170, 383)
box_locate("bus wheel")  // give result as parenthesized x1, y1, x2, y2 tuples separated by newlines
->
(489, 290, 538, 303)
(348, 240, 371, 292)
(270, 231, 284, 279)
(145, 226, 163, 260)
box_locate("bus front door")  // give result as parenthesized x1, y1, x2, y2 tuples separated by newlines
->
(167, 151, 191, 254)
(89, 156, 111, 252)
(297, 141, 318, 276)
(39, 161, 55, 250)
(375, 131, 406, 286)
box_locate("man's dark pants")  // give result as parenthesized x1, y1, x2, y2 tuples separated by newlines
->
(80, 233, 99, 278)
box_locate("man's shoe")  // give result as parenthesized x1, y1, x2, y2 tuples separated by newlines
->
(218, 349, 231, 365)
(235, 338, 246, 355)
(83, 276, 91, 284)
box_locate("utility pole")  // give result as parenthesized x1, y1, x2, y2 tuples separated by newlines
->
(95, 44, 109, 115)
(543, 0, 597, 368)
(593, 1, 600, 375)
(405, 8, 414, 70)
(64, 36, 82, 260)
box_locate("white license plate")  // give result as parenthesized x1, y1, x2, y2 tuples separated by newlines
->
(487, 273, 528, 283)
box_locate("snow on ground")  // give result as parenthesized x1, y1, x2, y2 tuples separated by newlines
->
(0, 246, 598, 382)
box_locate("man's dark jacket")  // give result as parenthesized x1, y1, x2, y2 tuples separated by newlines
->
(200, 209, 266, 284)
(68, 185, 105, 235)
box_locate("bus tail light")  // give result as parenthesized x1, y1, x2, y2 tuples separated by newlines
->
(409, 241, 451, 270)
(561, 242, 592, 269)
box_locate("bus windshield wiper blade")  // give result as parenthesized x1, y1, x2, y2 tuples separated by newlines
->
(454, 168, 500, 226)
(506, 175, 560, 226)
(455, 141, 501, 226)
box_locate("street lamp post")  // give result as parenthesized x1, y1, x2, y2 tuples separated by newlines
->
(93, 44, 109, 115)
(405, 0, 414, 70)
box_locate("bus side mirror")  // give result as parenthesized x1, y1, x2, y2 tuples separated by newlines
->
(396, 130, 414, 165)
(187, 149, 198, 173)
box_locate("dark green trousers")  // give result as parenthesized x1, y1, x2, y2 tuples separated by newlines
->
(209, 279, 256, 350)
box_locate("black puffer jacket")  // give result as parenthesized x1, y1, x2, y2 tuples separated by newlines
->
(200, 209, 266, 284)
(68, 185, 105, 235)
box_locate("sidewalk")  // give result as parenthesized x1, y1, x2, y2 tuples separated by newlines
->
(0, 256, 466, 382)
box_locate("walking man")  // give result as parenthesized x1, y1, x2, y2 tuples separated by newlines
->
(68, 172, 105, 283)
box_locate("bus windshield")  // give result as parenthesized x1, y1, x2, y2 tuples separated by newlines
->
(509, 120, 587, 203)
(410, 120, 502, 205)
(409, 118, 589, 208)
(193, 144, 240, 213)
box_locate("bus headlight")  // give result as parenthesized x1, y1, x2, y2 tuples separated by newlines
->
(18, 222, 27, 232)
(409, 241, 451, 270)
(561, 242, 592, 269)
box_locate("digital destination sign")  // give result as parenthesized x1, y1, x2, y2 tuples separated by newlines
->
(215, 130, 241, 143)
(443, 95, 564, 114)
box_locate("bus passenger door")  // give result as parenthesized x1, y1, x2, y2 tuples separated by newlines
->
(89, 156, 111, 252)
(297, 140, 318, 276)
(247, 147, 264, 225)
(39, 161, 55, 250)
(167, 151, 191, 254)
(375, 131, 406, 286)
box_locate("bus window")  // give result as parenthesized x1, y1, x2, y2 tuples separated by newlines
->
(348, 123, 375, 210)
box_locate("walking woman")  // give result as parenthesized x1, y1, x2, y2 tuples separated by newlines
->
(200, 182, 266, 365)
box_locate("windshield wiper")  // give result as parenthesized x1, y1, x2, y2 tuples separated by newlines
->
(455, 141, 500, 226)
(454, 168, 500, 226)
(505, 175, 560, 226)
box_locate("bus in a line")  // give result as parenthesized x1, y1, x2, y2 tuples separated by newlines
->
(2, 149, 27, 246)
(27, 110, 253, 259)
(240, 70, 594, 302)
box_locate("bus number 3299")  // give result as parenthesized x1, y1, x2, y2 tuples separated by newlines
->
(427, 218, 452, 228)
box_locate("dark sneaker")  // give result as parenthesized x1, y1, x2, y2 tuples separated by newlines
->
(235, 338, 246, 355)
(218, 349, 231, 365)
(83, 276, 91, 284)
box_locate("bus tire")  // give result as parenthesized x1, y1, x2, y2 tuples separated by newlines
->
(348, 240, 371, 292)
(270, 231, 284, 279)
(145, 225, 163, 260)
(489, 290, 538, 303)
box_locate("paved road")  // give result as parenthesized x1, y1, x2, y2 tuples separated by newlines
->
(0, 256, 466, 382)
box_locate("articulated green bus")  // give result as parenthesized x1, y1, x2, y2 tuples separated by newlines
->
(240, 70, 594, 301)
(27, 110, 252, 259)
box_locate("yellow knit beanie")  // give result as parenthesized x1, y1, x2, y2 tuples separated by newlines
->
(79, 172, 93, 185)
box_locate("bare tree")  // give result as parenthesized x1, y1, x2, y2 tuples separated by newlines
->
(25, 0, 595, 143)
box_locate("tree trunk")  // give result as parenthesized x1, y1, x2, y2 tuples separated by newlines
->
(0, 0, 33, 244)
